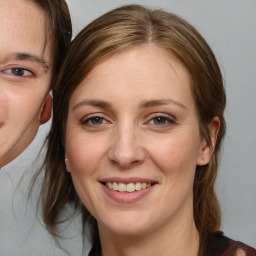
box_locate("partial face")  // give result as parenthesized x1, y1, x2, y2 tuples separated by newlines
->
(0, 0, 52, 167)
(66, 46, 213, 237)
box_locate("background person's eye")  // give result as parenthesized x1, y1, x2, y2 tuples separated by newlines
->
(2, 68, 33, 77)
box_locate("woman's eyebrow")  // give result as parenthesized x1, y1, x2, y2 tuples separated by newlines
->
(72, 99, 187, 111)
(72, 99, 112, 111)
(13, 52, 49, 70)
(140, 99, 187, 109)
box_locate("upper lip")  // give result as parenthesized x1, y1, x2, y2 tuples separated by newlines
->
(99, 177, 158, 184)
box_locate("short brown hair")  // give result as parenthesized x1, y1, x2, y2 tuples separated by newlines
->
(39, 4, 226, 255)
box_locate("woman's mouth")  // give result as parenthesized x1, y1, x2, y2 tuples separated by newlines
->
(100, 178, 158, 203)
(105, 181, 152, 193)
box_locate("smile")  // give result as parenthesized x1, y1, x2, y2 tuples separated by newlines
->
(105, 182, 152, 193)
(101, 179, 157, 203)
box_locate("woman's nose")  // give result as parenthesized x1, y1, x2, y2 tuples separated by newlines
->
(107, 125, 146, 168)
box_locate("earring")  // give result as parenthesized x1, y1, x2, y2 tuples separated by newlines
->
(65, 158, 70, 172)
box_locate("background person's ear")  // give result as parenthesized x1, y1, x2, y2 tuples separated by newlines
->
(39, 94, 52, 124)
(197, 116, 220, 166)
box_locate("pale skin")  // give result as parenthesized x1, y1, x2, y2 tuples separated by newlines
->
(65, 45, 220, 256)
(0, 0, 52, 167)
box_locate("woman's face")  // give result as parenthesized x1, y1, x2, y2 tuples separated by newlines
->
(0, 0, 52, 167)
(66, 45, 214, 237)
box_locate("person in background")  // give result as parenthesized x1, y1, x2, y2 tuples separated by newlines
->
(0, 0, 72, 167)
(0, 1, 74, 255)
(38, 4, 256, 256)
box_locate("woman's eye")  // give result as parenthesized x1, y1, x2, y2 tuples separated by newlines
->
(2, 68, 33, 77)
(148, 115, 175, 126)
(82, 116, 107, 126)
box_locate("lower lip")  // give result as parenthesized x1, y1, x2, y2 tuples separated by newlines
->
(101, 183, 155, 203)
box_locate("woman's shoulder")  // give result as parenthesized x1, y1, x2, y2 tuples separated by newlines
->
(211, 233, 256, 256)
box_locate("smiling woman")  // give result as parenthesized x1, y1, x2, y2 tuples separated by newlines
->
(0, 0, 71, 167)
(38, 4, 256, 256)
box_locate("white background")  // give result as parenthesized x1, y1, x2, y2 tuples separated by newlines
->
(0, 0, 255, 255)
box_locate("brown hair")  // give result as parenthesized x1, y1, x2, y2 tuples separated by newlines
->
(38, 4, 226, 255)
(27, 0, 72, 89)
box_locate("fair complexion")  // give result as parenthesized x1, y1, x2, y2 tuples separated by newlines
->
(0, 0, 52, 167)
(65, 45, 219, 256)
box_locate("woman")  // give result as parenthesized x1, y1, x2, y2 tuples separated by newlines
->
(0, 0, 72, 167)
(39, 5, 256, 256)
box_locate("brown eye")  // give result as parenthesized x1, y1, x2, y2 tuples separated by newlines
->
(3, 68, 33, 77)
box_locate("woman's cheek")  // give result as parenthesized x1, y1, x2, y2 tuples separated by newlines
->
(66, 134, 104, 175)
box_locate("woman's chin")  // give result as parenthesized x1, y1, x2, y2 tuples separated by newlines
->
(99, 216, 152, 237)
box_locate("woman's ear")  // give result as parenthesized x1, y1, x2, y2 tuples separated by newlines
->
(39, 93, 52, 124)
(65, 156, 70, 172)
(197, 116, 220, 166)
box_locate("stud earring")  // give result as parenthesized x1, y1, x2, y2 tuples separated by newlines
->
(65, 158, 70, 172)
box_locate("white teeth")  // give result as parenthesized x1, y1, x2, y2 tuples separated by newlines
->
(113, 182, 118, 190)
(135, 182, 141, 190)
(118, 183, 126, 192)
(106, 182, 113, 189)
(127, 183, 135, 192)
(105, 182, 152, 192)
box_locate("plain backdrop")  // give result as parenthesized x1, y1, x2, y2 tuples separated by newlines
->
(0, 0, 255, 255)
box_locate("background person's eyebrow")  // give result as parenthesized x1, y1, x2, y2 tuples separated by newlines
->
(72, 100, 112, 111)
(140, 99, 186, 109)
(14, 52, 49, 70)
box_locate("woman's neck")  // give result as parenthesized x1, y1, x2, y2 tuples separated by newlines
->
(99, 214, 199, 256)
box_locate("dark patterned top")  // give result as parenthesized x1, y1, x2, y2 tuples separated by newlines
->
(209, 234, 256, 256)
(88, 233, 256, 256)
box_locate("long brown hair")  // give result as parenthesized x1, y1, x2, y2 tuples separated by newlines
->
(38, 4, 226, 254)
